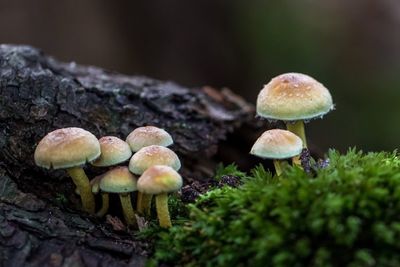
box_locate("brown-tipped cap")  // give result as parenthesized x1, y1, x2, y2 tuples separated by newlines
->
(129, 145, 181, 175)
(99, 166, 138, 193)
(256, 73, 333, 121)
(34, 127, 100, 169)
(250, 129, 303, 159)
(91, 136, 132, 167)
(137, 165, 182, 195)
(126, 126, 173, 152)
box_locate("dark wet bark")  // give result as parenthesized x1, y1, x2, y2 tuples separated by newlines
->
(0, 173, 148, 267)
(0, 45, 257, 266)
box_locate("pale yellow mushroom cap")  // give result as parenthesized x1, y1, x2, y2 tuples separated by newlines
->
(34, 127, 100, 169)
(91, 136, 132, 167)
(137, 165, 182, 195)
(126, 126, 173, 152)
(250, 129, 303, 159)
(99, 166, 138, 193)
(256, 73, 333, 121)
(129, 145, 181, 175)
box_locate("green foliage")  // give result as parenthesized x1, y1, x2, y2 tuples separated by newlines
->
(167, 193, 189, 219)
(153, 149, 400, 267)
(214, 163, 247, 181)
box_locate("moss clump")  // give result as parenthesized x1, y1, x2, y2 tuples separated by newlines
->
(152, 149, 400, 267)
(214, 163, 247, 181)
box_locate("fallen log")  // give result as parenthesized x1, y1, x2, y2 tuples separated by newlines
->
(0, 44, 258, 266)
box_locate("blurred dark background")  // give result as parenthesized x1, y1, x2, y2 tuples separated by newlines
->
(1, 0, 399, 152)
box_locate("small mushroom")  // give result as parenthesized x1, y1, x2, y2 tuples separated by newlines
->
(91, 136, 132, 167)
(76, 174, 108, 218)
(34, 127, 100, 213)
(74, 174, 102, 195)
(126, 126, 173, 152)
(91, 175, 109, 217)
(256, 73, 333, 163)
(129, 145, 181, 216)
(90, 136, 132, 216)
(99, 166, 138, 226)
(250, 129, 303, 176)
(137, 165, 182, 228)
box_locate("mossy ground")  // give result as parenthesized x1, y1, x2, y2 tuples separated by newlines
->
(141, 149, 400, 267)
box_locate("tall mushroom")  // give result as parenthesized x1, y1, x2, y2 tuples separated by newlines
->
(129, 145, 181, 216)
(256, 73, 333, 150)
(91, 136, 132, 217)
(126, 126, 174, 211)
(126, 126, 173, 152)
(99, 166, 138, 226)
(34, 127, 100, 213)
(250, 129, 303, 176)
(137, 165, 182, 228)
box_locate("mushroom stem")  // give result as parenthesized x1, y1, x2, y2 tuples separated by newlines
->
(119, 193, 137, 227)
(67, 167, 95, 214)
(286, 121, 307, 147)
(142, 194, 153, 217)
(273, 160, 283, 176)
(155, 193, 172, 228)
(96, 192, 109, 217)
(137, 191, 143, 214)
(286, 121, 306, 166)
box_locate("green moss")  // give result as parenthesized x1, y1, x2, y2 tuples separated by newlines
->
(214, 163, 247, 181)
(167, 193, 189, 219)
(151, 149, 400, 266)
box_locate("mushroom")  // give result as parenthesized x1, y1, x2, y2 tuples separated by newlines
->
(90, 136, 132, 216)
(99, 166, 138, 226)
(91, 136, 132, 167)
(137, 165, 182, 228)
(256, 73, 333, 149)
(34, 127, 100, 213)
(250, 129, 303, 176)
(126, 126, 173, 152)
(75, 174, 110, 217)
(126, 126, 174, 216)
(129, 145, 181, 216)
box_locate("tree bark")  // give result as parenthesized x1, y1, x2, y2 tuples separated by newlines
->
(0, 45, 256, 266)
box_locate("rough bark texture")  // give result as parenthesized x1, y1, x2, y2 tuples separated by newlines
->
(0, 45, 258, 266)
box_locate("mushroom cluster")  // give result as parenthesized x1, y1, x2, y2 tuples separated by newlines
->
(251, 73, 334, 175)
(34, 126, 182, 229)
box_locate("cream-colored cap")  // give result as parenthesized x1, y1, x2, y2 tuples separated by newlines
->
(250, 129, 303, 159)
(34, 127, 100, 169)
(99, 166, 138, 193)
(256, 73, 333, 121)
(129, 145, 181, 175)
(126, 126, 173, 152)
(91, 136, 132, 167)
(137, 165, 182, 195)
